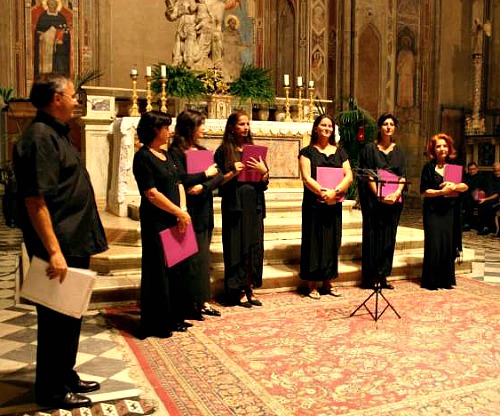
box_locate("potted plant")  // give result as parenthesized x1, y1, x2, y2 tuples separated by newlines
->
(334, 97, 377, 200)
(228, 64, 276, 120)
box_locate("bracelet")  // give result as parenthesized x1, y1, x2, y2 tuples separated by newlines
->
(181, 205, 188, 212)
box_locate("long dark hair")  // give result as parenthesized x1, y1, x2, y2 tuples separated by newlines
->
(376, 112, 399, 142)
(136, 111, 172, 146)
(310, 114, 335, 145)
(170, 109, 206, 151)
(221, 110, 253, 171)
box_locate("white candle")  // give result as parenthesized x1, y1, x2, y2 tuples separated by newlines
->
(146, 66, 152, 77)
(131, 68, 138, 76)
(284, 74, 290, 86)
(297, 76, 303, 87)
(309, 80, 314, 88)
(161, 65, 167, 78)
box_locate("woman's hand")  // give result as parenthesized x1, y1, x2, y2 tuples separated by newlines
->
(187, 184, 203, 195)
(382, 191, 401, 205)
(245, 156, 268, 175)
(439, 181, 456, 196)
(324, 189, 338, 205)
(204, 164, 219, 178)
(176, 210, 191, 233)
(233, 161, 245, 174)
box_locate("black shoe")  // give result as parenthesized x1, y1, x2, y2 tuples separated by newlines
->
(173, 323, 188, 332)
(237, 300, 252, 308)
(201, 306, 221, 316)
(462, 224, 471, 231)
(478, 227, 490, 235)
(37, 392, 92, 409)
(380, 283, 395, 290)
(69, 379, 100, 394)
(181, 321, 193, 328)
(248, 298, 262, 306)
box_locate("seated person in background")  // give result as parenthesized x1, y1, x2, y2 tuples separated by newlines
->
(462, 161, 486, 231)
(477, 162, 500, 235)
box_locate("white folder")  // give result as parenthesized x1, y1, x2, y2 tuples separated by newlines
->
(20, 256, 96, 319)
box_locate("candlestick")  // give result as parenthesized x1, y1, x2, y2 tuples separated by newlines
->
(129, 72, 140, 117)
(297, 86, 304, 122)
(160, 76, 168, 113)
(145, 74, 153, 112)
(308, 85, 315, 122)
(146, 66, 152, 77)
(284, 74, 290, 87)
(283, 86, 292, 122)
(297, 76, 303, 87)
(161, 65, 167, 78)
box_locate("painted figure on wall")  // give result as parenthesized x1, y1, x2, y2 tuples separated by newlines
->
(32, 0, 72, 79)
(396, 36, 416, 108)
(222, 15, 244, 81)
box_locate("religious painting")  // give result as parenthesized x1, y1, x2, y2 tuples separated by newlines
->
(30, 0, 74, 79)
(396, 29, 417, 109)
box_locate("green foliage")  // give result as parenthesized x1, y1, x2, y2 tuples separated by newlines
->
(198, 68, 229, 95)
(0, 87, 15, 107)
(228, 64, 275, 105)
(334, 97, 377, 200)
(151, 64, 206, 100)
(74, 69, 104, 91)
(314, 100, 328, 116)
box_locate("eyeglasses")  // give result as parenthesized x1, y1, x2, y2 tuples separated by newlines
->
(56, 92, 79, 102)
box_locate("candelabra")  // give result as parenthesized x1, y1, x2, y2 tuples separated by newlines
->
(297, 86, 304, 122)
(308, 86, 315, 123)
(283, 86, 292, 122)
(145, 75, 153, 112)
(160, 77, 168, 113)
(129, 73, 140, 117)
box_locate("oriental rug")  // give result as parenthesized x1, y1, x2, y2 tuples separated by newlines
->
(105, 277, 500, 416)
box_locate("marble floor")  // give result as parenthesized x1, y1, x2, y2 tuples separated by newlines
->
(0, 207, 498, 415)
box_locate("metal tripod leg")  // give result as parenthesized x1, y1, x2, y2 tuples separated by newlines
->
(350, 284, 401, 321)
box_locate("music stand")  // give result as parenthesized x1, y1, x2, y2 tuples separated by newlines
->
(349, 168, 404, 322)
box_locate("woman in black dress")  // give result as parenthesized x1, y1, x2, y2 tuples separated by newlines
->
(420, 133, 468, 290)
(299, 115, 353, 299)
(132, 111, 192, 338)
(214, 111, 269, 307)
(358, 113, 406, 290)
(168, 109, 224, 319)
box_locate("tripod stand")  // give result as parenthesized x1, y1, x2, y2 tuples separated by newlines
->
(349, 168, 406, 322)
(350, 283, 401, 321)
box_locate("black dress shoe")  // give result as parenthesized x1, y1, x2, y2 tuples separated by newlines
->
(173, 323, 188, 332)
(201, 306, 221, 316)
(237, 300, 252, 308)
(380, 283, 395, 290)
(478, 227, 490, 235)
(248, 298, 262, 306)
(37, 392, 92, 409)
(70, 379, 100, 393)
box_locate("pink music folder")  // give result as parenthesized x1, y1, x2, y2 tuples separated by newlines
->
(444, 164, 463, 198)
(377, 169, 403, 203)
(316, 167, 345, 202)
(185, 149, 214, 174)
(159, 222, 198, 268)
(238, 145, 268, 182)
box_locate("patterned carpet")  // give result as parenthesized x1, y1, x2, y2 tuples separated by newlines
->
(105, 277, 500, 416)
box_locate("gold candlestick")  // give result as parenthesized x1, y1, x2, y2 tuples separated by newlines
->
(129, 73, 140, 117)
(145, 75, 153, 112)
(308, 86, 315, 122)
(297, 86, 304, 122)
(160, 77, 168, 113)
(284, 86, 292, 122)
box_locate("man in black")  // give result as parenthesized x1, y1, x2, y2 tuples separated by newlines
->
(462, 161, 486, 231)
(477, 162, 500, 235)
(13, 73, 108, 409)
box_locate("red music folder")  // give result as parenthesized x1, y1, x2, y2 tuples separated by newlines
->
(238, 145, 268, 182)
(444, 164, 463, 198)
(159, 222, 199, 268)
(185, 149, 214, 174)
(377, 169, 403, 203)
(316, 167, 345, 202)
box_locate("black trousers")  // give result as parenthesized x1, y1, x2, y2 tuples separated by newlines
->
(34, 256, 90, 400)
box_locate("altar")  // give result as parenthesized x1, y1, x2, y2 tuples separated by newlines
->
(101, 117, 313, 217)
